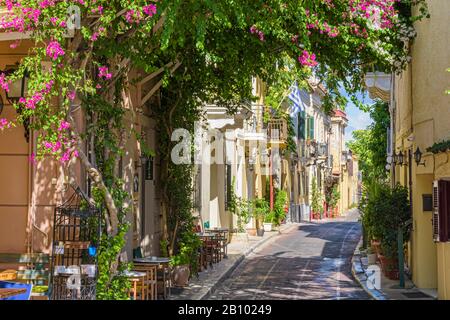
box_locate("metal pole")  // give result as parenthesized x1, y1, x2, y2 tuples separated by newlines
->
(270, 151, 274, 211)
(398, 227, 404, 288)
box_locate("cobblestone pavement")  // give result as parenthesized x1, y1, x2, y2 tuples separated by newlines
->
(209, 210, 371, 300)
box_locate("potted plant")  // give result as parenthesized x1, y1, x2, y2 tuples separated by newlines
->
(228, 181, 251, 241)
(170, 231, 202, 287)
(263, 211, 275, 232)
(311, 178, 323, 220)
(252, 198, 269, 237)
(170, 254, 191, 287)
(360, 182, 411, 280)
(272, 189, 288, 227)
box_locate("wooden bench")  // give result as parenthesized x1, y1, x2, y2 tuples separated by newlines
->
(0, 253, 50, 297)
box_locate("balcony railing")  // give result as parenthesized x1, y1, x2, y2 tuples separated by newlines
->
(267, 119, 288, 147)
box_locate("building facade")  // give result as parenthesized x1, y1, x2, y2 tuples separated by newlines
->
(366, 0, 450, 300)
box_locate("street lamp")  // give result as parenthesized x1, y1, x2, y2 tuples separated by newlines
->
(414, 147, 426, 166)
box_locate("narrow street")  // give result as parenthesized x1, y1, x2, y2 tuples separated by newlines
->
(209, 210, 370, 300)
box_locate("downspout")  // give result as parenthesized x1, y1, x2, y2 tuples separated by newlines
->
(26, 124, 33, 254)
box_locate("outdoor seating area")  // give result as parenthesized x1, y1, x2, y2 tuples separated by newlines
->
(197, 228, 229, 272)
(123, 227, 229, 300)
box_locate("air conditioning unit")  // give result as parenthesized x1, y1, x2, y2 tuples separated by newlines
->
(432, 180, 440, 242)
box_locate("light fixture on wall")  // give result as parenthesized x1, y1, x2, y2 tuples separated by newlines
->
(396, 150, 406, 166)
(3, 67, 29, 104)
(414, 147, 426, 166)
(1, 67, 30, 142)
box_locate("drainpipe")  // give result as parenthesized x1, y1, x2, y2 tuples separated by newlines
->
(269, 151, 274, 211)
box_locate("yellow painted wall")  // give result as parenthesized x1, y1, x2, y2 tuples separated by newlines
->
(411, 173, 437, 288)
(394, 0, 450, 299)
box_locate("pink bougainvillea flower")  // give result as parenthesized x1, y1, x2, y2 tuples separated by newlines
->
(67, 91, 76, 101)
(143, 4, 157, 16)
(0, 73, 10, 92)
(60, 150, 71, 163)
(98, 66, 112, 79)
(0, 118, 11, 130)
(125, 9, 142, 24)
(46, 40, 65, 60)
(58, 120, 70, 131)
(298, 50, 318, 67)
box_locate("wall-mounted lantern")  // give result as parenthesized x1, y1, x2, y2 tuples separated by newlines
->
(414, 147, 426, 167)
(1, 67, 30, 142)
(396, 151, 406, 166)
(3, 67, 29, 104)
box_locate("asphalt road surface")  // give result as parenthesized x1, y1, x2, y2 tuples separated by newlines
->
(209, 210, 371, 300)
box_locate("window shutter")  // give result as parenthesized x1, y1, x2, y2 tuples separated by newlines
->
(432, 180, 440, 242)
(298, 111, 306, 140)
(435, 180, 450, 242)
(308, 116, 314, 140)
(440, 180, 450, 242)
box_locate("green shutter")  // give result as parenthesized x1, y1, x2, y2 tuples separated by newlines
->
(307, 116, 314, 139)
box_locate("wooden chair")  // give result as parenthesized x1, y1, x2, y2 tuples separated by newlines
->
(133, 263, 157, 300)
(203, 238, 220, 267)
(125, 271, 147, 300)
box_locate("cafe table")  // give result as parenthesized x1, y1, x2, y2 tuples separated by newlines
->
(0, 288, 26, 299)
(133, 257, 171, 299)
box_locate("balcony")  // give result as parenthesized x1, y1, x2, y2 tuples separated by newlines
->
(364, 72, 391, 102)
(236, 104, 266, 141)
(317, 143, 328, 158)
(267, 119, 288, 148)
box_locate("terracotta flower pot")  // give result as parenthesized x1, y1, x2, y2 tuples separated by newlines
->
(246, 228, 257, 236)
(171, 264, 190, 287)
(378, 254, 399, 280)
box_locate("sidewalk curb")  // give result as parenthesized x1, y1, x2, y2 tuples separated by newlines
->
(351, 238, 388, 301)
(197, 223, 300, 300)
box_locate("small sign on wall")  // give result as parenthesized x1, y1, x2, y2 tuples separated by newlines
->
(422, 194, 432, 212)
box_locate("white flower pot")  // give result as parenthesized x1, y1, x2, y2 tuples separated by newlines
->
(263, 223, 273, 232)
(368, 253, 378, 265)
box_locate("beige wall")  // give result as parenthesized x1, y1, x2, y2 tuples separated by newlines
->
(0, 41, 60, 254)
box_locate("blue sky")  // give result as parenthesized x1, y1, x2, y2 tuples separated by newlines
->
(339, 89, 375, 143)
